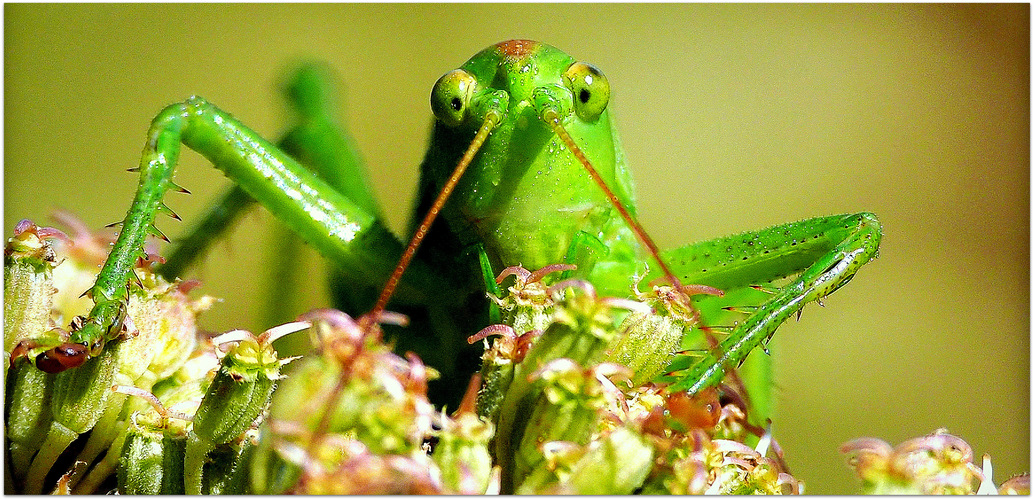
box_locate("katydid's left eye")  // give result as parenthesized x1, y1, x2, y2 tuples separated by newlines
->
(563, 62, 610, 122)
(430, 69, 478, 127)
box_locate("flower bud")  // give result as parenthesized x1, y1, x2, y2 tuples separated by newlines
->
(433, 411, 494, 494)
(525, 426, 654, 494)
(842, 429, 986, 494)
(4, 220, 60, 364)
(251, 311, 442, 494)
(118, 428, 186, 494)
(185, 327, 296, 494)
(605, 283, 699, 386)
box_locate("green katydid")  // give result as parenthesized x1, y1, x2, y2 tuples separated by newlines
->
(15, 39, 881, 415)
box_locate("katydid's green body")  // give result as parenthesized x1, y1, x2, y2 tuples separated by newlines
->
(418, 41, 639, 297)
(19, 40, 880, 415)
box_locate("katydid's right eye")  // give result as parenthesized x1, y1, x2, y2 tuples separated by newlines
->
(431, 69, 477, 127)
(563, 61, 610, 122)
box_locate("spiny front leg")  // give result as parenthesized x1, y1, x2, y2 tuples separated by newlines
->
(660, 213, 882, 397)
(36, 96, 439, 372)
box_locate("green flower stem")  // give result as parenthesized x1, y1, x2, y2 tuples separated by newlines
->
(70, 391, 128, 481)
(494, 288, 618, 493)
(200, 438, 254, 494)
(183, 434, 212, 494)
(23, 422, 78, 494)
(73, 426, 130, 494)
(517, 426, 655, 494)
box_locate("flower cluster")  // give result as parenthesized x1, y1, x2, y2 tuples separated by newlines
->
(250, 309, 493, 494)
(471, 265, 802, 494)
(5, 216, 215, 494)
(13, 216, 1019, 495)
(842, 429, 1029, 494)
(3, 216, 494, 494)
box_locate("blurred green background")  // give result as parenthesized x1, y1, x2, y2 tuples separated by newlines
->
(5, 4, 1028, 493)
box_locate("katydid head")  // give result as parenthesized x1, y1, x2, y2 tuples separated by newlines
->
(423, 41, 631, 278)
(429, 41, 611, 130)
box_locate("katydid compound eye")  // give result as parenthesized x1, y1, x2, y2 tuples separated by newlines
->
(430, 69, 478, 127)
(563, 61, 610, 122)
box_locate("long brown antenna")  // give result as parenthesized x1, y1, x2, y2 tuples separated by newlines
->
(540, 109, 723, 304)
(364, 111, 502, 327)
